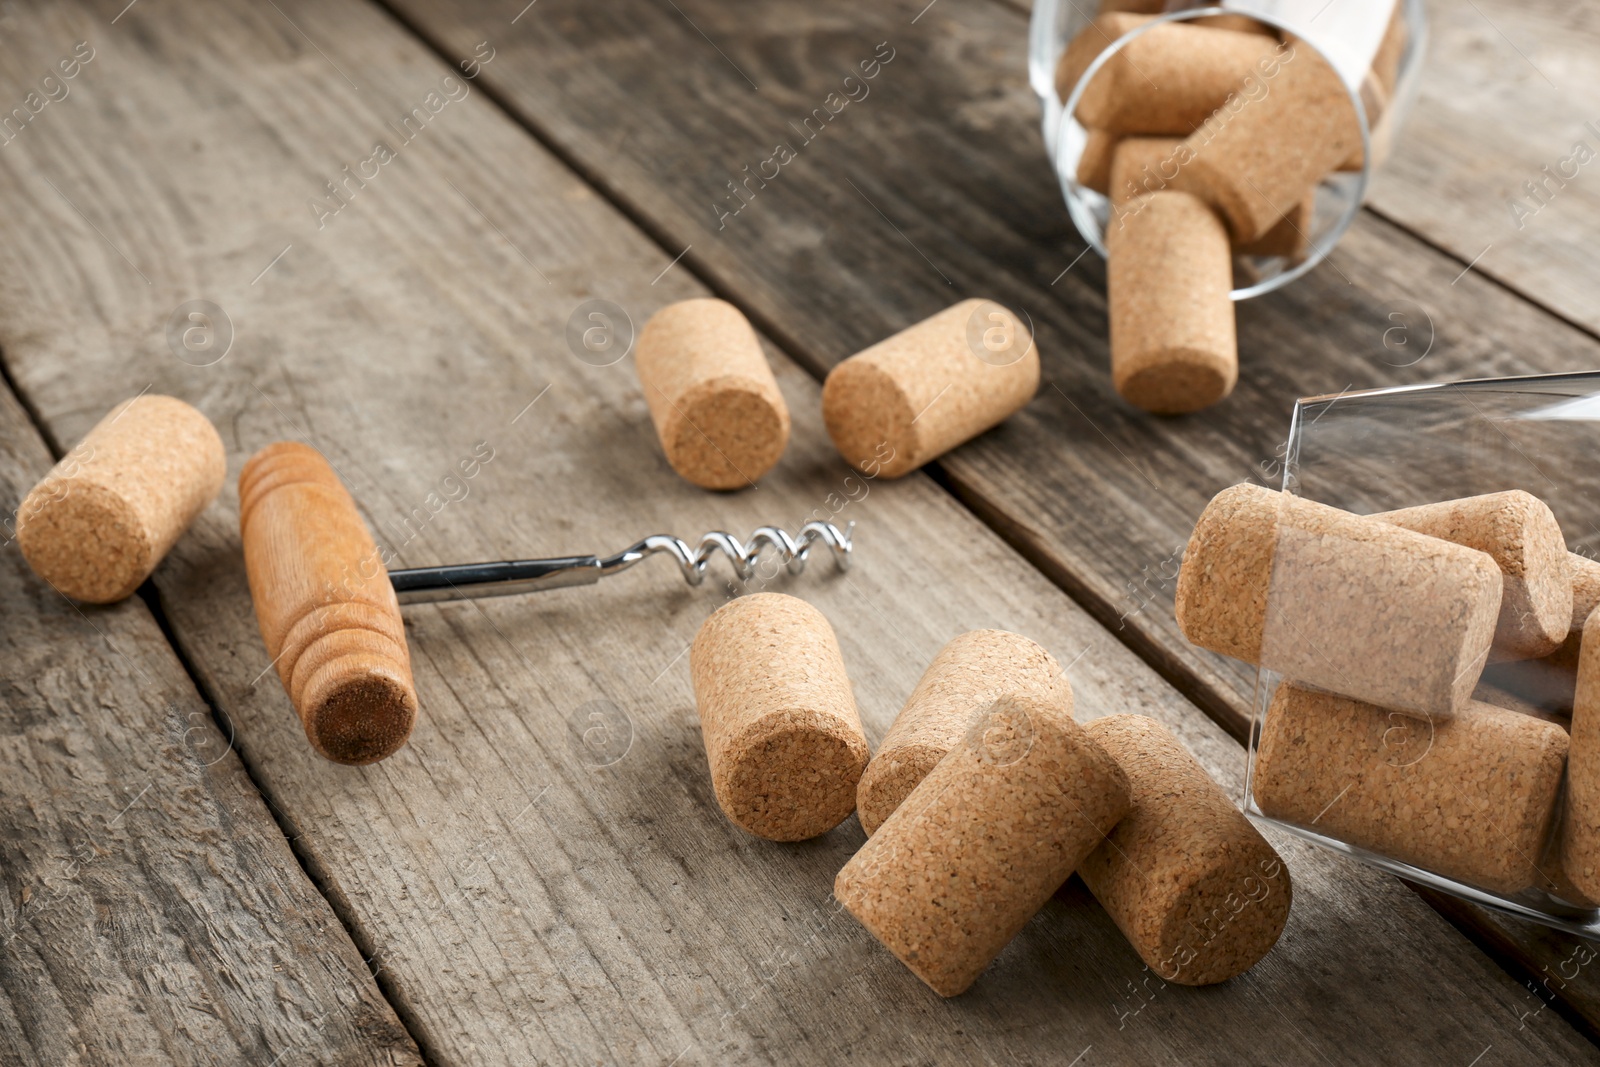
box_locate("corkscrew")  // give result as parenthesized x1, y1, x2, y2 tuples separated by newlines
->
(389, 521, 853, 604)
(237, 441, 855, 766)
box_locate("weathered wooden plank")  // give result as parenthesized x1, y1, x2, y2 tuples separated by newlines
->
(0, 388, 420, 1063)
(381, 0, 1600, 1041)
(0, 0, 1595, 1062)
(1367, 0, 1600, 334)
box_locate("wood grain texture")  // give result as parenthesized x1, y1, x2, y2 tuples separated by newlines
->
(378, 0, 1600, 1041)
(0, 0, 1594, 1063)
(0, 388, 418, 1062)
(1367, 0, 1600, 334)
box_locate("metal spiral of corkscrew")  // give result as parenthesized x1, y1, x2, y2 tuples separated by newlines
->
(389, 521, 855, 604)
(598, 520, 855, 586)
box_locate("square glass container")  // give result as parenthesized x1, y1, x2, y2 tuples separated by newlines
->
(1243, 372, 1600, 936)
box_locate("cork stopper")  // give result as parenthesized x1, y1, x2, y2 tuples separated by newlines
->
(634, 298, 790, 490)
(1537, 781, 1598, 908)
(1074, 21, 1286, 136)
(1570, 553, 1600, 632)
(856, 630, 1067, 836)
(1080, 715, 1290, 985)
(1255, 683, 1567, 894)
(1174, 38, 1362, 242)
(821, 299, 1039, 478)
(1107, 191, 1237, 414)
(1373, 491, 1572, 662)
(18, 394, 226, 603)
(1108, 137, 1312, 259)
(1561, 610, 1600, 900)
(835, 690, 1130, 996)
(689, 594, 869, 841)
(1175, 483, 1503, 719)
(1054, 13, 1151, 105)
(1076, 128, 1119, 194)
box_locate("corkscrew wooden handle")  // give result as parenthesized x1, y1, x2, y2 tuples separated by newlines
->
(239, 441, 417, 765)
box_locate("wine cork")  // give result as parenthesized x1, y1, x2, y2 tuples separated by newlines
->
(1256, 683, 1567, 894)
(18, 395, 226, 603)
(1109, 137, 1313, 258)
(835, 690, 1130, 996)
(1054, 13, 1151, 105)
(1175, 483, 1502, 719)
(1535, 781, 1598, 908)
(1373, 491, 1572, 662)
(1107, 191, 1237, 414)
(821, 299, 1039, 478)
(856, 630, 1067, 836)
(1175, 38, 1362, 242)
(1080, 715, 1290, 985)
(635, 298, 790, 491)
(1561, 610, 1600, 900)
(689, 593, 869, 841)
(1193, 14, 1275, 36)
(1076, 129, 1119, 194)
(1570, 553, 1600, 632)
(1075, 22, 1286, 136)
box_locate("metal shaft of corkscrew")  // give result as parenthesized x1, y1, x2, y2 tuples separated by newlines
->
(387, 521, 855, 605)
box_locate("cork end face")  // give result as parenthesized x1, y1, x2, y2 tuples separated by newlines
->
(18, 480, 153, 602)
(715, 709, 869, 841)
(856, 743, 944, 837)
(1174, 483, 1278, 661)
(665, 379, 790, 491)
(1156, 853, 1293, 986)
(302, 665, 419, 765)
(822, 360, 919, 479)
(1115, 350, 1237, 415)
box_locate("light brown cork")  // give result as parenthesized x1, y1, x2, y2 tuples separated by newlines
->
(1080, 715, 1290, 985)
(1373, 491, 1572, 662)
(1054, 13, 1151, 105)
(1174, 483, 1503, 719)
(635, 298, 790, 490)
(822, 299, 1039, 478)
(1255, 683, 1568, 894)
(1569, 553, 1600, 632)
(1109, 137, 1312, 258)
(1075, 21, 1285, 136)
(1076, 128, 1119, 194)
(1107, 191, 1237, 414)
(1561, 609, 1600, 900)
(689, 593, 869, 841)
(856, 630, 1068, 836)
(835, 690, 1130, 996)
(18, 394, 225, 603)
(1537, 783, 1598, 908)
(1174, 38, 1362, 242)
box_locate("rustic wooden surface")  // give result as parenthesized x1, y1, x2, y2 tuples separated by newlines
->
(0, 386, 418, 1060)
(382, 0, 1600, 1037)
(1369, 0, 1600, 335)
(0, 0, 1595, 1063)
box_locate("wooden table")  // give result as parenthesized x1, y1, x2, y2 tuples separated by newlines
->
(2, 0, 1598, 1062)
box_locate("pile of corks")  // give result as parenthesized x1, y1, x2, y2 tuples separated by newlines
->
(692, 599, 1292, 994)
(641, 297, 1294, 992)
(1055, 2, 1407, 415)
(1176, 483, 1600, 905)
